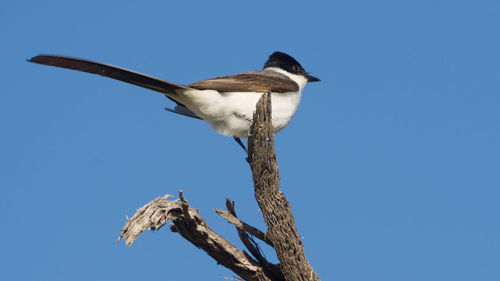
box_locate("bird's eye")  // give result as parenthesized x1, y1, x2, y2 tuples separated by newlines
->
(292, 65, 300, 72)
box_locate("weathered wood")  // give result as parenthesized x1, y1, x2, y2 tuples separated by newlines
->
(221, 200, 285, 281)
(247, 93, 320, 281)
(118, 192, 272, 281)
(215, 204, 272, 247)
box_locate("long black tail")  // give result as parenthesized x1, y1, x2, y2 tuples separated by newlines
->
(28, 54, 192, 95)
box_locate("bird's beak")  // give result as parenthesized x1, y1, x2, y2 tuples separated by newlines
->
(306, 73, 320, 82)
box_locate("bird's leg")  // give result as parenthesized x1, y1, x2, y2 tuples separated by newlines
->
(233, 137, 248, 154)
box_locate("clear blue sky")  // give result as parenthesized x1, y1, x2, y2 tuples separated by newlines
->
(2, 1, 499, 280)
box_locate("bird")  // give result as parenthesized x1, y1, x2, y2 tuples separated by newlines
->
(28, 51, 320, 151)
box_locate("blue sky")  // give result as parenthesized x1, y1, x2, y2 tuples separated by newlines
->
(1, 1, 499, 280)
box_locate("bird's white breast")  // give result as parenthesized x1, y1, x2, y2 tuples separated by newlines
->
(218, 91, 302, 137)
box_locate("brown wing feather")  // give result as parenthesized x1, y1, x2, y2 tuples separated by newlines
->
(29, 55, 192, 95)
(188, 72, 299, 93)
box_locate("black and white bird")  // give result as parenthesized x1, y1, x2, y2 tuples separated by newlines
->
(29, 51, 319, 150)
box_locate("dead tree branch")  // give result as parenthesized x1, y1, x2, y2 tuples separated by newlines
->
(118, 191, 272, 281)
(215, 204, 272, 247)
(247, 93, 320, 281)
(220, 200, 285, 281)
(118, 93, 320, 281)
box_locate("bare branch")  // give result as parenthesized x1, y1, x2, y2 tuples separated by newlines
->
(221, 200, 285, 281)
(247, 93, 320, 281)
(118, 192, 273, 281)
(215, 206, 272, 247)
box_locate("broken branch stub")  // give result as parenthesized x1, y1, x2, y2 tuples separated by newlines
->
(247, 93, 320, 281)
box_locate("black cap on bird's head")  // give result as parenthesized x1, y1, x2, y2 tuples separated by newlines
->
(264, 51, 320, 82)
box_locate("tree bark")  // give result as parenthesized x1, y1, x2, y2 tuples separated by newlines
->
(247, 93, 320, 281)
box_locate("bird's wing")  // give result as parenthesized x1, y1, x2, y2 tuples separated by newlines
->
(188, 72, 299, 93)
(28, 54, 193, 95)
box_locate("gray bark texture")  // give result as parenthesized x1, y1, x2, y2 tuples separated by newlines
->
(117, 93, 320, 281)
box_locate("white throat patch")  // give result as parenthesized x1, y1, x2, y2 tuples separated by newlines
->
(264, 67, 308, 90)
